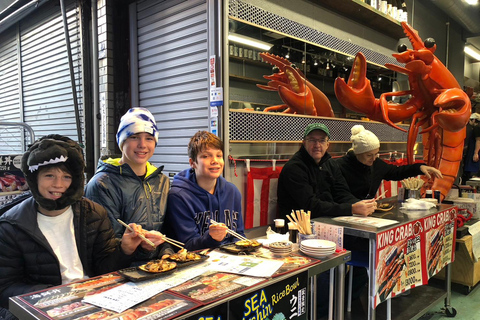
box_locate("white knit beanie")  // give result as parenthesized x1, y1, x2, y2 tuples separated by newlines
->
(351, 125, 380, 154)
(116, 108, 159, 151)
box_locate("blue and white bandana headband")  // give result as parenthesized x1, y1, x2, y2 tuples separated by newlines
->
(116, 108, 159, 151)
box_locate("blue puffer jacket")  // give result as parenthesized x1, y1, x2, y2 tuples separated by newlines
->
(85, 158, 170, 238)
(0, 197, 132, 308)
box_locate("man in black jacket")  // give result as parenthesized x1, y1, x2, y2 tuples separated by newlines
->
(277, 123, 376, 220)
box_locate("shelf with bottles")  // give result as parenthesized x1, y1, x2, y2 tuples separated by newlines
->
(311, 0, 407, 39)
(229, 47, 269, 67)
(229, 100, 271, 112)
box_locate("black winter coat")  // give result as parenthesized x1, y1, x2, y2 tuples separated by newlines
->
(336, 150, 423, 199)
(0, 197, 133, 308)
(277, 146, 359, 219)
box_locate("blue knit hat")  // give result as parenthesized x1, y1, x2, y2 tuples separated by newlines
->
(116, 108, 159, 151)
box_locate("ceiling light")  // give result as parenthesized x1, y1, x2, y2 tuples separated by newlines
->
(285, 49, 290, 59)
(464, 0, 478, 5)
(228, 33, 273, 51)
(465, 44, 480, 61)
(314, 59, 318, 66)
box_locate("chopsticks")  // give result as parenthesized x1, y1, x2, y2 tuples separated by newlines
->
(375, 190, 388, 200)
(117, 219, 185, 249)
(117, 219, 155, 248)
(210, 219, 249, 241)
(401, 177, 424, 190)
(287, 210, 312, 235)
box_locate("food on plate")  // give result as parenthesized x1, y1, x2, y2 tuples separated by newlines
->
(139, 259, 176, 273)
(162, 248, 202, 262)
(375, 203, 394, 211)
(235, 239, 261, 248)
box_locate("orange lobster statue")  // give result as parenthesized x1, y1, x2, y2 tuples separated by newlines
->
(257, 52, 334, 117)
(334, 22, 471, 200)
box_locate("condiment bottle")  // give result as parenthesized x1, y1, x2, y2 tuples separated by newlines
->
(274, 219, 286, 234)
(425, 190, 433, 198)
(288, 222, 298, 243)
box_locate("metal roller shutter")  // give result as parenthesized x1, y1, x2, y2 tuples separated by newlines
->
(20, 0, 83, 142)
(133, 0, 210, 178)
(0, 27, 22, 154)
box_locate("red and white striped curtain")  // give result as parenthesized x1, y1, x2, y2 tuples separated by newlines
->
(245, 167, 282, 229)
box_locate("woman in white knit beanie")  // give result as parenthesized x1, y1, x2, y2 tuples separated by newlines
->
(336, 125, 442, 199)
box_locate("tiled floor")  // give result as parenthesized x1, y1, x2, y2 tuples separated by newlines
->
(420, 280, 480, 320)
(320, 278, 480, 320)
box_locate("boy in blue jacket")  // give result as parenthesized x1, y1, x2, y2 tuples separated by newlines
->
(164, 131, 245, 251)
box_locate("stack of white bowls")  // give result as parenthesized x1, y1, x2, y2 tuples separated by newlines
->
(300, 239, 336, 258)
(269, 241, 293, 257)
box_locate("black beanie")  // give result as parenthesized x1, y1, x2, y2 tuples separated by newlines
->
(21, 134, 85, 211)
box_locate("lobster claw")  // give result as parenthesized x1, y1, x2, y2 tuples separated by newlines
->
(434, 88, 471, 132)
(335, 53, 377, 118)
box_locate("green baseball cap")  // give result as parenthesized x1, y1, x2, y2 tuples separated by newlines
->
(303, 123, 330, 138)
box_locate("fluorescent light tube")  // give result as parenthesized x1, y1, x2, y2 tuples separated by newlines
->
(228, 33, 273, 51)
(465, 45, 480, 61)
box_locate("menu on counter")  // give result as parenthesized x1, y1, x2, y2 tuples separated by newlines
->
(16, 272, 202, 320)
(207, 250, 285, 277)
(333, 216, 399, 228)
(84, 260, 210, 312)
(373, 207, 457, 307)
(170, 271, 265, 303)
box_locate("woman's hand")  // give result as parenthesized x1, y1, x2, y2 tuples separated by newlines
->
(352, 199, 377, 216)
(209, 222, 228, 242)
(420, 165, 443, 179)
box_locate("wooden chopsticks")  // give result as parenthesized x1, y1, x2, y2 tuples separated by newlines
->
(375, 190, 388, 200)
(117, 219, 185, 249)
(210, 219, 248, 241)
(117, 219, 156, 248)
(287, 210, 312, 235)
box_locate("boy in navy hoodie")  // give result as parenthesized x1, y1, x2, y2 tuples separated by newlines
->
(164, 131, 245, 251)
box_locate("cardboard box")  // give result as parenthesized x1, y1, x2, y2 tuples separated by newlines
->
(435, 235, 480, 288)
(453, 197, 480, 219)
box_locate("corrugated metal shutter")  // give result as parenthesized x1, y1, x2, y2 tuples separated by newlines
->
(20, 0, 83, 142)
(134, 0, 210, 177)
(0, 27, 22, 154)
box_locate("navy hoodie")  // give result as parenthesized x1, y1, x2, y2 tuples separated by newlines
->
(164, 168, 245, 251)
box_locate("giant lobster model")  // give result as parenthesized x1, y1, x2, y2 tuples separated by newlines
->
(257, 53, 334, 117)
(334, 22, 471, 200)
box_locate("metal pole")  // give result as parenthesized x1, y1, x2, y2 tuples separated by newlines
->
(59, 0, 83, 145)
(91, 0, 99, 163)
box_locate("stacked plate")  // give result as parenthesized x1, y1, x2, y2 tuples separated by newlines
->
(300, 239, 336, 258)
(269, 241, 293, 257)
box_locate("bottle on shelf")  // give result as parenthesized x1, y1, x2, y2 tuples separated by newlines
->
(400, 0, 408, 22)
(396, 0, 403, 21)
(386, 0, 393, 18)
(391, 0, 398, 20)
(379, 0, 388, 14)
(370, 0, 378, 10)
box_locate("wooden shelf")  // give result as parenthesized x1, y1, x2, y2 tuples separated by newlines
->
(229, 55, 270, 67)
(229, 74, 268, 84)
(310, 0, 405, 39)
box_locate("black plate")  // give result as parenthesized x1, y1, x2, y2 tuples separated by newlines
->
(219, 242, 259, 254)
(166, 253, 209, 268)
(118, 265, 177, 282)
